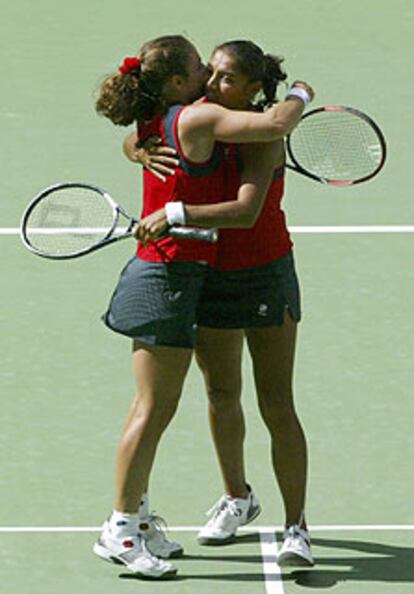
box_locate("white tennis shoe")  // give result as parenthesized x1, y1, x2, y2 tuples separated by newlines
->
(93, 520, 177, 579)
(198, 485, 261, 545)
(278, 525, 314, 566)
(139, 515, 183, 559)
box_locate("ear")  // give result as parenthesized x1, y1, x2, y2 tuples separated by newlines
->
(162, 75, 187, 102)
(246, 80, 262, 100)
(170, 74, 186, 89)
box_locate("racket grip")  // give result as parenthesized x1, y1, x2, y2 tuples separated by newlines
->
(169, 225, 218, 243)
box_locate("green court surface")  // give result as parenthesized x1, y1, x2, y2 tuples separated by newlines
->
(1, 1, 413, 593)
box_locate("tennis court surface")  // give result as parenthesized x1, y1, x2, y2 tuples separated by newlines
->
(1, 0, 413, 592)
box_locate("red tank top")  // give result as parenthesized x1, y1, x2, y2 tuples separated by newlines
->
(136, 105, 225, 264)
(214, 144, 293, 271)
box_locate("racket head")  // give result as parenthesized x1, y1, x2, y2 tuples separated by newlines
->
(20, 182, 121, 259)
(286, 106, 387, 185)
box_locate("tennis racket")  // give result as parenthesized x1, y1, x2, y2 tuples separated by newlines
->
(20, 182, 218, 260)
(286, 106, 387, 185)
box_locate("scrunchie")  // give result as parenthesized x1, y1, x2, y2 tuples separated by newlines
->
(119, 56, 141, 75)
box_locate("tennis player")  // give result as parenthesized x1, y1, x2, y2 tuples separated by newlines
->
(127, 40, 314, 567)
(94, 34, 311, 578)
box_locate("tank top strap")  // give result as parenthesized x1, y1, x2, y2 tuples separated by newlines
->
(162, 105, 223, 177)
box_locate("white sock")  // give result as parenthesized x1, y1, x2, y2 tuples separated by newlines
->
(109, 510, 140, 537)
(138, 493, 150, 519)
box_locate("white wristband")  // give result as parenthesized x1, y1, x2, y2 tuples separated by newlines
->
(165, 201, 186, 225)
(286, 86, 311, 106)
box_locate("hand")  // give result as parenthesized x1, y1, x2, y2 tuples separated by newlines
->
(291, 80, 315, 102)
(133, 208, 170, 244)
(124, 134, 179, 183)
(143, 137, 180, 182)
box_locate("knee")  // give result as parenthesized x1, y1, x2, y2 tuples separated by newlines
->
(257, 387, 296, 429)
(131, 392, 180, 430)
(206, 383, 242, 414)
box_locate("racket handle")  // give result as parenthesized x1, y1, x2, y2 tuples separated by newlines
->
(169, 225, 218, 243)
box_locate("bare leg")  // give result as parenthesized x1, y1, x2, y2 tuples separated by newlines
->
(115, 341, 193, 512)
(245, 314, 308, 527)
(195, 327, 247, 498)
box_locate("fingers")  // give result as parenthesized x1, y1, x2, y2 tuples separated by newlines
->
(150, 155, 180, 168)
(149, 160, 178, 173)
(144, 137, 178, 157)
(148, 169, 167, 183)
(146, 162, 178, 183)
(145, 154, 179, 183)
(133, 210, 170, 244)
(150, 146, 179, 157)
(137, 226, 165, 245)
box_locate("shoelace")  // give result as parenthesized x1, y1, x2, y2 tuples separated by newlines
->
(140, 513, 169, 536)
(284, 525, 311, 547)
(206, 496, 242, 520)
(116, 533, 161, 564)
(136, 526, 168, 562)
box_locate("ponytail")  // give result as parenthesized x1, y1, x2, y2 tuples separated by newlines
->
(96, 69, 156, 126)
(95, 35, 194, 126)
(257, 54, 287, 110)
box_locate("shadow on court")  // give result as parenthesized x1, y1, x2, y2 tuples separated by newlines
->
(119, 536, 414, 586)
(120, 571, 275, 583)
(119, 538, 275, 583)
(286, 537, 414, 588)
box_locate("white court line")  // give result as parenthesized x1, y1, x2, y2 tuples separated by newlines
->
(291, 225, 414, 233)
(1, 226, 414, 236)
(259, 529, 283, 594)
(2, 524, 413, 594)
(1, 524, 414, 533)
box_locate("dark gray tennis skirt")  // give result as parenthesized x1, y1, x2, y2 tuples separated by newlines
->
(103, 257, 209, 348)
(196, 252, 301, 329)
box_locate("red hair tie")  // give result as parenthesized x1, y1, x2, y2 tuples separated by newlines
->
(119, 56, 141, 75)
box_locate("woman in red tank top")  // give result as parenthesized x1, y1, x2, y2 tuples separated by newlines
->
(128, 41, 314, 566)
(93, 35, 312, 578)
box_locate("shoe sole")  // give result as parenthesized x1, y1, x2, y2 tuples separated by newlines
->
(93, 542, 178, 578)
(146, 546, 184, 559)
(197, 533, 236, 546)
(197, 503, 262, 546)
(165, 548, 184, 559)
(278, 552, 314, 567)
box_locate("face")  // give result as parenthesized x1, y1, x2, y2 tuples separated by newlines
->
(163, 45, 208, 105)
(181, 47, 209, 103)
(205, 49, 262, 110)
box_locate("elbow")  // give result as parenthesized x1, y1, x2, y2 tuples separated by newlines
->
(231, 200, 262, 227)
(269, 120, 290, 140)
(245, 213, 259, 228)
(238, 210, 259, 228)
(268, 112, 299, 139)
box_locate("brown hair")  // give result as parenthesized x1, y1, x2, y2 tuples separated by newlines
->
(214, 40, 287, 109)
(96, 35, 195, 125)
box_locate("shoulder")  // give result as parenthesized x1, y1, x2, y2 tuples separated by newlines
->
(179, 101, 227, 131)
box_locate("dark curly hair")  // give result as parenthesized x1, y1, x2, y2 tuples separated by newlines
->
(96, 35, 195, 126)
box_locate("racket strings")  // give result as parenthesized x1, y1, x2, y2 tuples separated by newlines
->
(25, 187, 116, 256)
(290, 111, 384, 181)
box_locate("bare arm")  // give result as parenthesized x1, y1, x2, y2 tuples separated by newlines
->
(135, 142, 282, 242)
(182, 98, 302, 143)
(185, 142, 279, 227)
(122, 132, 179, 182)
(178, 81, 314, 162)
(178, 81, 313, 162)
